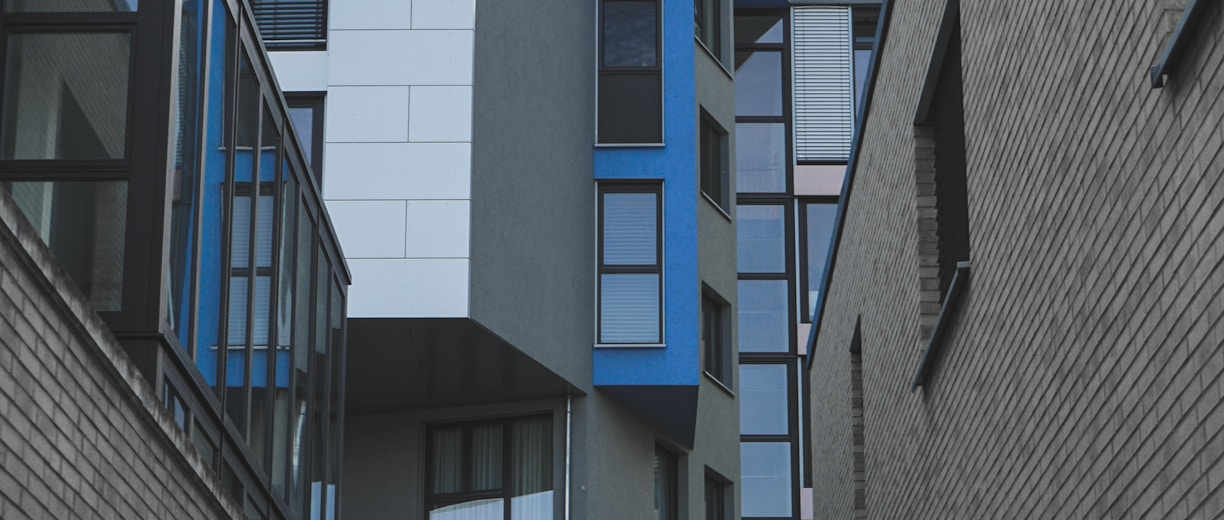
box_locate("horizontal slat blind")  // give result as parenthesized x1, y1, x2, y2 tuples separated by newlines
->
(600, 274, 661, 343)
(793, 6, 853, 162)
(251, 0, 328, 50)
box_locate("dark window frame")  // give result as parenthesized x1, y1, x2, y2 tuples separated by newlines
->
(702, 287, 732, 387)
(597, 0, 663, 145)
(704, 468, 732, 520)
(284, 92, 324, 183)
(654, 443, 679, 520)
(597, 182, 664, 345)
(699, 110, 730, 210)
(424, 414, 555, 519)
(797, 197, 838, 323)
(695, 0, 723, 62)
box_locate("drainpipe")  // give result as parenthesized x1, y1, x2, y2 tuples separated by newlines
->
(565, 395, 573, 520)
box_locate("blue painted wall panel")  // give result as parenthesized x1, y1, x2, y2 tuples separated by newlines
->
(594, 0, 702, 388)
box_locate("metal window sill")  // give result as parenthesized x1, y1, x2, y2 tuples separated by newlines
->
(911, 261, 971, 391)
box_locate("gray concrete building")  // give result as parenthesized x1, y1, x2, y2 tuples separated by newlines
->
(808, 0, 1224, 517)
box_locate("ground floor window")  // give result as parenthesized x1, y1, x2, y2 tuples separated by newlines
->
(427, 415, 554, 519)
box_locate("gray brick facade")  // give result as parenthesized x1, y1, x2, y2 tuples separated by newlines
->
(810, 0, 1224, 518)
(0, 191, 241, 519)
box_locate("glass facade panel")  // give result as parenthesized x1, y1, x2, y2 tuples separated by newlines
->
(430, 499, 505, 520)
(737, 205, 786, 273)
(6, 181, 126, 311)
(2, 32, 130, 160)
(737, 280, 788, 352)
(288, 107, 314, 165)
(805, 203, 838, 320)
(741, 442, 792, 517)
(740, 364, 789, 435)
(471, 424, 504, 491)
(735, 14, 783, 44)
(431, 428, 464, 494)
(429, 417, 553, 519)
(654, 446, 677, 520)
(510, 417, 553, 519)
(734, 51, 782, 117)
(3, 0, 137, 11)
(735, 123, 786, 193)
(603, 1, 657, 67)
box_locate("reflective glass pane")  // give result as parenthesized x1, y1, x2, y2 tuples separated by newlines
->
(511, 417, 553, 498)
(600, 274, 660, 343)
(603, 192, 657, 265)
(471, 424, 504, 491)
(430, 499, 504, 520)
(735, 123, 786, 193)
(740, 364, 788, 435)
(2, 32, 130, 159)
(805, 203, 838, 319)
(6, 181, 126, 311)
(738, 280, 788, 352)
(431, 428, 463, 494)
(603, 1, 657, 67)
(741, 442, 792, 517)
(737, 205, 786, 273)
(4, 0, 137, 11)
(289, 107, 314, 166)
(735, 14, 783, 44)
(855, 48, 872, 109)
(734, 51, 782, 117)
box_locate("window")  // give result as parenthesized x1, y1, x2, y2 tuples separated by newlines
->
(695, 0, 722, 60)
(734, 12, 789, 194)
(251, 0, 328, 50)
(704, 470, 731, 520)
(426, 416, 554, 519)
(598, 184, 663, 345)
(793, 6, 853, 163)
(741, 442, 791, 517)
(598, 0, 662, 144)
(702, 290, 731, 385)
(654, 444, 678, 520)
(852, 6, 881, 109)
(800, 200, 838, 322)
(286, 93, 324, 183)
(700, 113, 729, 208)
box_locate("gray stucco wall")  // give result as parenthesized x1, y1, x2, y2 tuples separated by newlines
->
(811, 0, 1224, 518)
(468, 0, 596, 388)
(0, 188, 240, 519)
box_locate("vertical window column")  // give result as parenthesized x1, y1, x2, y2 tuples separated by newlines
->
(598, 0, 662, 144)
(598, 184, 663, 345)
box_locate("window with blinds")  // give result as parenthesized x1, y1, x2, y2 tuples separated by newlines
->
(598, 183, 663, 345)
(251, 0, 327, 50)
(793, 6, 853, 163)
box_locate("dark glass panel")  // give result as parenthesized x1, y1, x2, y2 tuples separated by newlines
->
(271, 177, 297, 499)
(2, 32, 130, 160)
(736, 205, 786, 273)
(741, 442, 791, 516)
(470, 424, 504, 491)
(288, 106, 314, 166)
(735, 123, 786, 193)
(737, 280, 788, 353)
(734, 14, 783, 44)
(169, 0, 209, 348)
(734, 51, 783, 117)
(598, 74, 662, 143)
(430, 428, 463, 494)
(805, 203, 838, 319)
(308, 252, 330, 519)
(510, 417, 553, 518)
(326, 282, 344, 520)
(290, 200, 314, 516)
(603, 1, 657, 67)
(739, 364, 788, 435)
(5, 181, 126, 311)
(855, 49, 871, 109)
(3, 0, 137, 11)
(654, 446, 676, 520)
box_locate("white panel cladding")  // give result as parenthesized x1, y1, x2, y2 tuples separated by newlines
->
(330, 0, 413, 30)
(408, 86, 473, 142)
(793, 7, 853, 162)
(267, 0, 477, 318)
(323, 143, 471, 201)
(325, 201, 408, 258)
(345, 259, 470, 318)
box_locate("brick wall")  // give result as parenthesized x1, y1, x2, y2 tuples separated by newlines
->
(0, 191, 241, 519)
(810, 0, 1224, 517)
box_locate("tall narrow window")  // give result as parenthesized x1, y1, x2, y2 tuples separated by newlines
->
(793, 6, 853, 163)
(695, 0, 722, 61)
(426, 416, 555, 519)
(699, 112, 729, 208)
(654, 445, 678, 520)
(251, 0, 328, 50)
(800, 200, 838, 322)
(598, 184, 663, 345)
(598, 0, 662, 144)
(286, 93, 324, 183)
(702, 290, 731, 385)
(704, 470, 731, 520)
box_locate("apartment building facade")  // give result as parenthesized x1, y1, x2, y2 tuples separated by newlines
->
(809, 0, 1224, 517)
(260, 0, 741, 518)
(0, 1, 349, 519)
